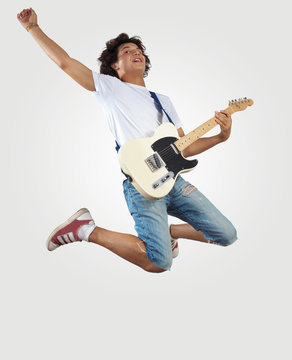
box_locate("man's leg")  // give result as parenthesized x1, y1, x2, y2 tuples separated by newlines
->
(88, 226, 166, 273)
(170, 223, 225, 246)
(46, 208, 166, 273)
(168, 176, 237, 246)
(122, 180, 174, 271)
(170, 223, 209, 244)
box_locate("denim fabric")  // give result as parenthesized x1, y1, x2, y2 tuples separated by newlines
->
(123, 175, 237, 270)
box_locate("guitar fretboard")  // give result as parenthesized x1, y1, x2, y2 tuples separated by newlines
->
(174, 106, 235, 152)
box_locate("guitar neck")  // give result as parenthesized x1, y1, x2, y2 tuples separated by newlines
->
(174, 106, 235, 152)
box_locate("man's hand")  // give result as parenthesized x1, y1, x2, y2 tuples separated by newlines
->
(215, 110, 232, 142)
(17, 8, 38, 28)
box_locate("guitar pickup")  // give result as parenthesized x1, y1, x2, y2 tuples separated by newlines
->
(145, 153, 165, 172)
(152, 172, 174, 189)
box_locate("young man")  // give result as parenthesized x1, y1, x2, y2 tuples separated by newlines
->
(17, 8, 237, 273)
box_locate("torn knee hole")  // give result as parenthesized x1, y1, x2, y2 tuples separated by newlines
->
(182, 184, 196, 196)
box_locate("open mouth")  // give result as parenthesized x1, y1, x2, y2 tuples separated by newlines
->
(133, 58, 143, 62)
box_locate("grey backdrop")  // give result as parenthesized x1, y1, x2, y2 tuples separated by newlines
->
(1, 0, 291, 359)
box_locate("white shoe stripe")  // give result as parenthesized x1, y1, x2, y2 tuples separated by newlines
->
(68, 232, 75, 242)
(62, 234, 71, 243)
(57, 235, 66, 245)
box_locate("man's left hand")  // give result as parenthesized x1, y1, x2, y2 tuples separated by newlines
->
(214, 110, 232, 142)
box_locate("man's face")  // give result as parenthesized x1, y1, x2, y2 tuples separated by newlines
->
(112, 42, 146, 78)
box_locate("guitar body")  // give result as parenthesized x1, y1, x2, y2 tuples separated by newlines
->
(118, 98, 253, 200)
(118, 122, 198, 199)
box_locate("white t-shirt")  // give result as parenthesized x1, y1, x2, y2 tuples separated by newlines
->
(91, 71, 183, 147)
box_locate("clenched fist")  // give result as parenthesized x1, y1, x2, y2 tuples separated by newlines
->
(17, 8, 38, 28)
(214, 110, 232, 142)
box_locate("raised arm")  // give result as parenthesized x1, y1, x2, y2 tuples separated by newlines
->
(17, 8, 95, 91)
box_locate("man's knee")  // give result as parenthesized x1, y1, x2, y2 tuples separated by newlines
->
(144, 252, 173, 273)
(144, 263, 167, 273)
(221, 225, 238, 246)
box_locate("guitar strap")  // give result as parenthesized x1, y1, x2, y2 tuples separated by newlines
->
(115, 91, 173, 152)
(149, 91, 174, 125)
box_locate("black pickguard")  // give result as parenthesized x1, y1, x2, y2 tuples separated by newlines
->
(151, 137, 198, 177)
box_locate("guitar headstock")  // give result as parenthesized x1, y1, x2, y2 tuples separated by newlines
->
(229, 98, 254, 112)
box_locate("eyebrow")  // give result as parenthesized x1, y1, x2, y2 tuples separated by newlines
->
(120, 45, 141, 52)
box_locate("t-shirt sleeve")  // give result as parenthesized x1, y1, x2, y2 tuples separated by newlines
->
(164, 97, 183, 129)
(91, 71, 116, 97)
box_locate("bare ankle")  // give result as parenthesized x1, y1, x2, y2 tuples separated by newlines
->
(170, 224, 178, 239)
(88, 226, 100, 243)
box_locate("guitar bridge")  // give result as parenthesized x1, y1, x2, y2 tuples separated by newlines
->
(145, 153, 165, 172)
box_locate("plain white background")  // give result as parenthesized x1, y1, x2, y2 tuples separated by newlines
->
(1, 0, 291, 359)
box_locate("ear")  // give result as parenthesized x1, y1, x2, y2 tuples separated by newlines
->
(111, 62, 119, 71)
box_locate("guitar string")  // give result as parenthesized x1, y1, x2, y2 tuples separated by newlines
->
(159, 146, 173, 158)
(159, 145, 174, 156)
(159, 148, 175, 162)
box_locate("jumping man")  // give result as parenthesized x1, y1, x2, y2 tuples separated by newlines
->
(17, 8, 237, 273)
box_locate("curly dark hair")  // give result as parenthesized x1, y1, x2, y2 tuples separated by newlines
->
(97, 33, 151, 79)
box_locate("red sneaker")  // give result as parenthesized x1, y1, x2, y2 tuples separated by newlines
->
(169, 224, 179, 258)
(171, 237, 179, 258)
(46, 208, 95, 251)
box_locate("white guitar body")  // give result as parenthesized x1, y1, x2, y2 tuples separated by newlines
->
(118, 123, 198, 200)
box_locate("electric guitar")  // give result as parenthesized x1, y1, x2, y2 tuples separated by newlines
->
(118, 98, 254, 199)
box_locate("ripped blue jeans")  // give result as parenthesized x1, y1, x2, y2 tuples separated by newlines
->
(123, 175, 237, 271)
